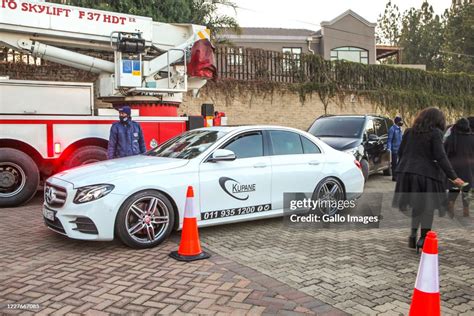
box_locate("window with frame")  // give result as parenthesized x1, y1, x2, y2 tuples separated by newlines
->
(282, 47, 302, 71)
(223, 132, 263, 159)
(330, 47, 369, 64)
(374, 118, 388, 137)
(227, 47, 243, 66)
(300, 136, 321, 154)
(365, 119, 375, 136)
(269, 130, 304, 156)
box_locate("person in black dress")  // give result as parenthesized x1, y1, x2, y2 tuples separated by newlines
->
(445, 118, 473, 217)
(393, 108, 465, 252)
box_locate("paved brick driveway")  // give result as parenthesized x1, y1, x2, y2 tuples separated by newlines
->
(0, 194, 343, 315)
(0, 176, 472, 315)
(200, 175, 474, 315)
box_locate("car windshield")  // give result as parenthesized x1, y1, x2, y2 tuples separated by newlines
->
(308, 117, 365, 138)
(146, 130, 227, 159)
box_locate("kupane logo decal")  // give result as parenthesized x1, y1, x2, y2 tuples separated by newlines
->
(219, 177, 256, 201)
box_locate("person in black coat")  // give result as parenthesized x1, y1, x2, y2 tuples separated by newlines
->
(393, 107, 465, 252)
(445, 118, 473, 217)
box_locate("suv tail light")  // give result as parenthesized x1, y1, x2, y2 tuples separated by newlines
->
(354, 160, 362, 170)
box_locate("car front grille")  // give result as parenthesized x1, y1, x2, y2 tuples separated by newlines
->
(44, 182, 67, 207)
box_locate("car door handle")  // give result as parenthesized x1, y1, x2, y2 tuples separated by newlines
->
(253, 162, 267, 168)
(309, 161, 321, 166)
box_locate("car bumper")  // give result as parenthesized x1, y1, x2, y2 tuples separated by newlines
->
(42, 191, 125, 241)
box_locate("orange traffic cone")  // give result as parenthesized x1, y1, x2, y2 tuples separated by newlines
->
(409, 231, 440, 316)
(169, 186, 210, 262)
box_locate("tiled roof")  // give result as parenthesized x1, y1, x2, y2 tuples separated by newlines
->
(220, 27, 320, 37)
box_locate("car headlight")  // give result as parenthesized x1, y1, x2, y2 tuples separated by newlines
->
(73, 184, 115, 204)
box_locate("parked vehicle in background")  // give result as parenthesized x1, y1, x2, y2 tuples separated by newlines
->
(308, 115, 393, 181)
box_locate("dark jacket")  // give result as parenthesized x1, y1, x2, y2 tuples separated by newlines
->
(387, 124, 403, 153)
(107, 120, 146, 159)
(444, 131, 474, 188)
(396, 128, 457, 182)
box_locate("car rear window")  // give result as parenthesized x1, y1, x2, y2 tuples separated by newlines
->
(308, 117, 365, 138)
(301, 136, 321, 154)
(269, 130, 304, 156)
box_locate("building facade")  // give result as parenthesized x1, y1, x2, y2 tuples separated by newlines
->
(218, 10, 377, 64)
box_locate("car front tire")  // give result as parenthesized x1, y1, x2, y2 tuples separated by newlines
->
(115, 190, 175, 249)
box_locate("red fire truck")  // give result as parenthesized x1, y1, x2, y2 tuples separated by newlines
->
(0, 0, 221, 207)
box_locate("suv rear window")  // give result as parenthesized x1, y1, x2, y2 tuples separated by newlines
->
(308, 117, 365, 138)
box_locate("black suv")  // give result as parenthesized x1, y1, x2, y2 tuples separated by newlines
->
(308, 115, 393, 181)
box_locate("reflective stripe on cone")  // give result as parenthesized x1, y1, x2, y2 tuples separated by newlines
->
(169, 186, 210, 262)
(409, 231, 440, 316)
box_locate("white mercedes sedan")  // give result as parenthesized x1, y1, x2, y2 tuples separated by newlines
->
(43, 126, 364, 248)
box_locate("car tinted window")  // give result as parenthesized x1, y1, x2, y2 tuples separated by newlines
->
(270, 131, 304, 156)
(224, 132, 263, 159)
(301, 136, 321, 154)
(374, 118, 388, 137)
(365, 119, 375, 135)
(308, 117, 365, 138)
(146, 130, 227, 159)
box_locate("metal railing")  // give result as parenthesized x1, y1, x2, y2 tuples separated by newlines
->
(215, 46, 303, 83)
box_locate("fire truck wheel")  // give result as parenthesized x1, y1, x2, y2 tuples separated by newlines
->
(0, 148, 40, 207)
(115, 190, 175, 249)
(64, 146, 107, 169)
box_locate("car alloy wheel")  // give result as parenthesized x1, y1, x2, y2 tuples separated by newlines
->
(125, 196, 170, 244)
(313, 178, 345, 216)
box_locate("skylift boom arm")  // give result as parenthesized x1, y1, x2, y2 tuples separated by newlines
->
(0, 0, 213, 101)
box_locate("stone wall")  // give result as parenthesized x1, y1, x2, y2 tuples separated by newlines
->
(0, 62, 97, 83)
(181, 82, 384, 130)
(1, 63, 386, 130)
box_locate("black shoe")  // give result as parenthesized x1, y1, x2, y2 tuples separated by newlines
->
(408, 236, 417, 249)
(416, 237, 425, 254)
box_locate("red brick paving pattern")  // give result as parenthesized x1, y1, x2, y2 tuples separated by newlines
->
(0, 196, 345, 315)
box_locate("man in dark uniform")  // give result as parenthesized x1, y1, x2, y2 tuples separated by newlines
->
(107, 106, 146, 159)
(387, 116, 403, 181)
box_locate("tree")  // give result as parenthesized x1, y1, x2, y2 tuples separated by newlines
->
(376, 1, 401, 46)
(398, 2, 444, 71)
(442, 2, 474, 73)
(377, 1, 445, 71)
(190, 0, 238, 33)
(47, 0, 238, 33)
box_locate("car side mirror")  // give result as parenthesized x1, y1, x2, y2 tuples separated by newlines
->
(368, 134, 379, 141)
(208, 149, 236, 162)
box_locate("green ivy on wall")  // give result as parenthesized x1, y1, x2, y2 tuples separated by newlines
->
(294, 54, 473, 118)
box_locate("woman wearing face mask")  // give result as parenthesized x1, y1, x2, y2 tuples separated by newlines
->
(387, 116, 404, 181)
